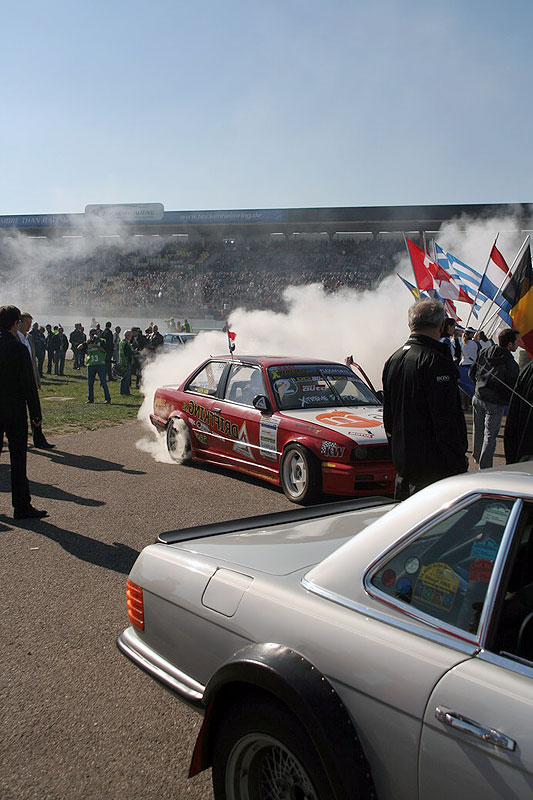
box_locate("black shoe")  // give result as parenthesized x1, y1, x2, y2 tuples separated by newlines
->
(105, 400, 111, 404)
(86, 400, 94, 404)
(33, 441, 56, 450)
(14, 506, 48, 520)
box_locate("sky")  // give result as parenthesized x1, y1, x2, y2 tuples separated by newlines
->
(3, 0, 533, 215)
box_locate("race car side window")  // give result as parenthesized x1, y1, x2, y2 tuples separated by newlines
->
(225, 365, 266, 406)
(370, 498, 514, 635)
(186, 361, 227, 397)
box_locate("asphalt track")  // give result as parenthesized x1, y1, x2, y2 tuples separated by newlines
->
(0, 420, 297, 800)
(0, 416, 504, 800)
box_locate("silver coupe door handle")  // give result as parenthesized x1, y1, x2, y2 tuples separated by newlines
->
(435, 707, 516, 751)
(213, 407, 221, 413)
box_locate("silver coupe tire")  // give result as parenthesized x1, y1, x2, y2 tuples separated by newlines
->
(165, 418, 192, 463)
(280, 444, 322, 505)
(212, 698, 335, 800)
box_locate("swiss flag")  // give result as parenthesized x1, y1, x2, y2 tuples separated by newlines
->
(406, 239, 473, 303)
(406, 238, 434, 290)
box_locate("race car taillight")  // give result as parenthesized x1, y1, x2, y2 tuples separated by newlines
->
(126, 579, 144, 630)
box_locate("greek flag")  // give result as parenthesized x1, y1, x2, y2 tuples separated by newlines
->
(435, 243, 485, 317)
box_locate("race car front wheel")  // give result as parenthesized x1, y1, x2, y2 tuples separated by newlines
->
(280, 444, 321, 504)
(166, 418, 192, 463)
(212, 696, 335, 800)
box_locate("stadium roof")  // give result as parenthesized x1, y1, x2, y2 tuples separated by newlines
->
(0, 202, 530, 239)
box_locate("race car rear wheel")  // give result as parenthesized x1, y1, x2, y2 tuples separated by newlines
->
(212, 696, 335, 800)
(280, 444, 321, 505)
(166, 417, 192, 463)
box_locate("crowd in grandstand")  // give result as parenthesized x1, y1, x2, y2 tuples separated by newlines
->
(0, 237, 403, 315)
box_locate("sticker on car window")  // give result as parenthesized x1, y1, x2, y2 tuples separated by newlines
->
(480, 504, 511, 527)
(470, 538, 499, 561)
(413, 562, 459, 612)
(469, 559, 494, 583)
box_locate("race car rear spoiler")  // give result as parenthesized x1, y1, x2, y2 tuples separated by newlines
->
(157, 496, 394, 544)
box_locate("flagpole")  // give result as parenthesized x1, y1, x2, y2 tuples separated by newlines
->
(403, 232, 420, 296)
(464, 234, 499, 329)
(477, 235, 529, 332)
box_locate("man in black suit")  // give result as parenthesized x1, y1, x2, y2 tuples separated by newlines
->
(0, 305, 47, 519)
(18, 312, 55, 450)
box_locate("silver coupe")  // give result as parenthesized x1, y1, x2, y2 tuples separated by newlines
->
(117, 462, 533, 799)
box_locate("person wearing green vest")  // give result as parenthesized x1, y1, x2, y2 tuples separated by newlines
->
(118, 330, 134, 396)
(78, 330, 111, 404)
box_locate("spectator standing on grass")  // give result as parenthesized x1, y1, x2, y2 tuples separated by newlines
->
(78, 329, 111, 404)
(119, 330, 134, 396)
(504, 359, 533, 464)
(51, 327, 68, 375)
(29, 322, 46, 377)
(0, 305, 47, 519)
(102, 321, 114, 381)
(469, 328, 520, 469)
(382, 299, 468, 500)
(17, 312, 55, 450)
(69, 324, 85, 370)
(113, 326, 121, 364)
(149, 324, 164, 351)
(45, 324, 53, 374)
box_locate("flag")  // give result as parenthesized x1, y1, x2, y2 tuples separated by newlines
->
(406, 238, 472, 303)
(435, 242, 486, 316)
(224, 324, 236, 353)
(479, 244, 512, 311)
(509, 244, 533, 357)
(405, 238, 434, 289)
(397, 274, 423, 300)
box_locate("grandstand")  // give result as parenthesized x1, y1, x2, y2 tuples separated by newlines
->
(1, 202, 530, 319)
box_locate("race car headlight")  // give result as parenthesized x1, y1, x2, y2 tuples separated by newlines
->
(352, 446, 368, 461)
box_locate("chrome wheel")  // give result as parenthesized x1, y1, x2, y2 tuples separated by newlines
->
(281, 450, 308, 499)
(226, 733, 318, 800)
(166, 418, 191, 462)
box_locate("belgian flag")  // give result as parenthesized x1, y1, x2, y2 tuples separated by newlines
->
(509, 243, 533, 358)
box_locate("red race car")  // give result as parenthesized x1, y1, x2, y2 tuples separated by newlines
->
(150, 355, 395, 503)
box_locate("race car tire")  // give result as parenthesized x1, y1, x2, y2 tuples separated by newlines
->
(280, 444, 321, 504)
(212, 695, 337, 800)
(166, 417, 192, 463)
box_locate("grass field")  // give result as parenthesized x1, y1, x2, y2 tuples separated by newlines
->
(39, 358, 142, 435)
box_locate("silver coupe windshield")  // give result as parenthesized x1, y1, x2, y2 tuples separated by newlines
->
(267, 364, 380, 411)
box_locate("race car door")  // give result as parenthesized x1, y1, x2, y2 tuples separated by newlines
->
(418, 500, 533, 799)
(219, 363, 280, 480)
(182, 359, 229, 458)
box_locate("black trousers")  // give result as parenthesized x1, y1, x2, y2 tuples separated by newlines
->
(0, 417, 31, 511)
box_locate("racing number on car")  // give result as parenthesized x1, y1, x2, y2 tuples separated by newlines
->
(316, 411, 382, 428)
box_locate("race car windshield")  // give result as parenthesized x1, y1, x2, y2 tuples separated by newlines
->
(267, 364, 380, 411)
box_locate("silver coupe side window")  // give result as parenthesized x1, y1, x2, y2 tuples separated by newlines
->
(371, 498, 514, 635)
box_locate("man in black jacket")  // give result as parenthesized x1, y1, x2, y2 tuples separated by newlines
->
(504, 359, 533, 463)
(383, 299, 468, 500)
(102, 321, 114, 381)
(469, 328, 520, 469)
(0, 305, 47, 519)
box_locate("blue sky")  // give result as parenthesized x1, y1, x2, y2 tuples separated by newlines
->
(3, 0, 532, 214)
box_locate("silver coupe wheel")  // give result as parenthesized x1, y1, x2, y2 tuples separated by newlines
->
(166, 418, 191, 463)
(226, 733, 318, 800)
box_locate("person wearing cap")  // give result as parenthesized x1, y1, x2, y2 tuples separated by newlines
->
(0, 305, 48, 519)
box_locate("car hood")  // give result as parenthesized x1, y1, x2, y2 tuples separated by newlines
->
(279, 406, 387, 443)
(173, 504, 390, 575)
